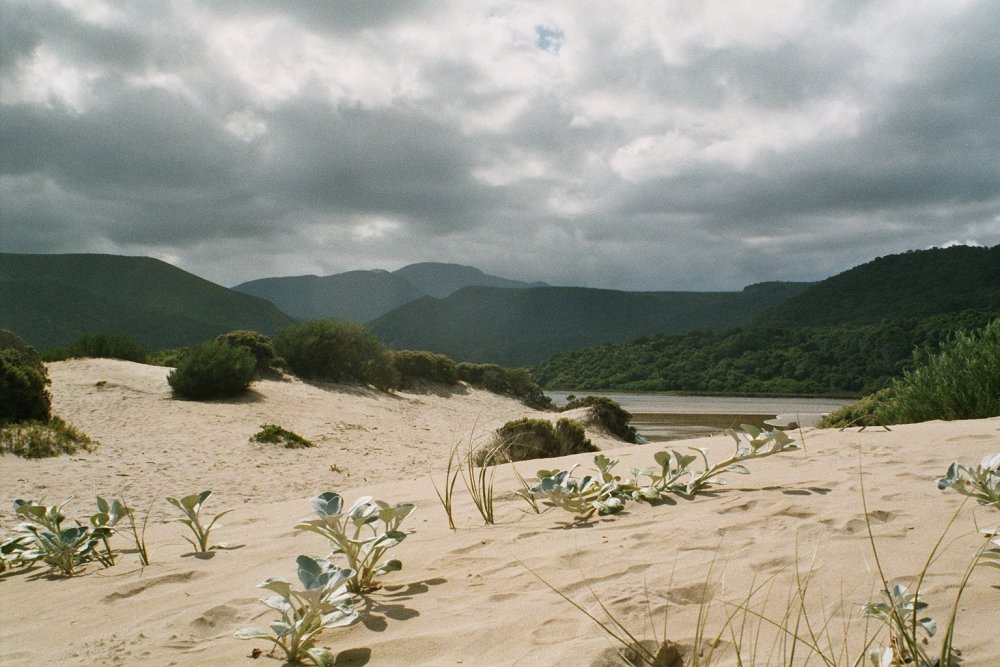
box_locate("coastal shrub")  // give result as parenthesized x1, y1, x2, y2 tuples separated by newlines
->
(0, 416, 97, 458)
(251, 423, 314, 449)
(275, 319, 386, 383)
(562, 395, 637, 443)
(0, 345, 52, 424)
(392, 350, 459, 386)
(0, 329, 42, 365)
(234, 555, 358, 665)
(146, 347, 187, 367)
(166, 340, 256, 399)
(363, 350, 402, 391)
(44, 333, 147, 363)
(296, 492, 415, 594)
(822, 318, 1000, 427)
(457, 362, 552, 409)
(215, 330, 283, 376)
(166, 490, 234, 554)
(477, 417, 596, 466)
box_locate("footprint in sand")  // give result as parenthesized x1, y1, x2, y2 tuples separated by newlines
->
(103, 571, 203, 602)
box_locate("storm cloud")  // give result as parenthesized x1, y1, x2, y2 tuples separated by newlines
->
(2, 0, 998, 290)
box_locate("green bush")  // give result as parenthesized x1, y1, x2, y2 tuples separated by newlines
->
(562, 395, 637, 443)
(0, 416, 97, 458)
(146, 347, 187, 368)
(476, 417, 596, 465)
(392, 350, 459, 386)
(44, 333, 148, 363)
(0, 332, 51, 424)
(251, 424, 314, 449)
(167, 340, 256, 400)
(363, 350, 402, 391)
(216, 330, 284, 376)
(457, 363, 552, 409)
(822, 318, 1000, 427)
(274, 320, 386, 383)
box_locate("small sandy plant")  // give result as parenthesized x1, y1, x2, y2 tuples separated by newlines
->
(166, 490, 233, 554)
(530, 427, 801, 520)
(235, 555, 358, 665)
(121, 495, 153, 566)
(296, 492, 415, 594)
(6, 497, 125, 576)
(251, 423, 314, 449)
(938, 451, 1000, 569)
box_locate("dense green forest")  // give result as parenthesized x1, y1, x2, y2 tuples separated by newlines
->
(534, 245, 1000, 395)
(533, 309, 997, 395)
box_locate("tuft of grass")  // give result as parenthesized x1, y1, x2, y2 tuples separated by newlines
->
(251, 423, 314, 449)
(476, 417, 597, 466)
(0, 416, 97, 458)
(432, 441, 462, 529)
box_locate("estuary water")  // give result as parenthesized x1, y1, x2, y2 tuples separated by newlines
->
(545, 391, 855, 442)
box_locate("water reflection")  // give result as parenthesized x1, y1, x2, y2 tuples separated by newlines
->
(546, 391, 853, 442)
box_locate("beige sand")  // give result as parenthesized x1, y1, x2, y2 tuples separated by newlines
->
(1, 359, 998, 666)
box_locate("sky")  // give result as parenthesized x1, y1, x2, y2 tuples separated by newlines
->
(2, 1, 998, 291)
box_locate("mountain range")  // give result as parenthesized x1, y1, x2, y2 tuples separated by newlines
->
(2, 246, 996, 371)
(232, 262, 546, 322)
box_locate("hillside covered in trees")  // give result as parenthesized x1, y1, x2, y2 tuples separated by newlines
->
(534, 245, 1000, 395)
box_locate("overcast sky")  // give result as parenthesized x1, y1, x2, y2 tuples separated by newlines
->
(2, 1, 998, 291)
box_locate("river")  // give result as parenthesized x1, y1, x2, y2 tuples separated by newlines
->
(545, 391, 855, 442)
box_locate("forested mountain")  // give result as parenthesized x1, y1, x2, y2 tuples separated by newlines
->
(233, 262, 546, 322)
(370, 281, 811, 367)
(533, 245, 1000, 394)
(0, 253, 295, 351)
(756, 244, 1000, 327)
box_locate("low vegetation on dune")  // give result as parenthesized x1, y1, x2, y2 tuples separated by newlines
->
(0, 329, 96, 457)
(42, 332, 148, 363)
(251, 423, 314, 449)
(561, 394, 638, 443)
(822, 318, 1000, 428)
(166, 339, 257, 400)
(476, 417, 597, 466)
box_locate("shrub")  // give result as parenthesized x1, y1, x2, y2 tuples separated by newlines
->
(0, 416, 97, 458)
(215, 330, 284, 376)
(275, 319, 386, 383)
(0, 333, 52, 424)
(477, 417, 596, 466)
(457, 363, 552, 409)
(251, 424, 314, 449)
(363, 350, 402, 391)
(562, 395, 637, 443)
(392, 350, 459, 386)
(44, 333, 147, 363)
(822, 318, 1000, 427)
(166, 340, 256, 400)
(146, 347, 187, 367)
(0, 329, 42, 365)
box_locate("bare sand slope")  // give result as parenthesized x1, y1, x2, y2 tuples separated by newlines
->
(1, 360, 998, 666)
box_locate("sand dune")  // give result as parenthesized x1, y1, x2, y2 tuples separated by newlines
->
(1, 359, 998, 666)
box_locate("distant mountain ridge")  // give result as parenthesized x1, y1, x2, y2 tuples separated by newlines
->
(232, 262, 546, 322)
(0, 253, 295, 351)
(369, 281, 812, 366)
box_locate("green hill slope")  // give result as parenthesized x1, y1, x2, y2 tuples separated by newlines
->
(532, 245, 1000, 394)
(370, 282, 811, 366)
(0, 253, 295, 351)
(756, 244, 1000, 327)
